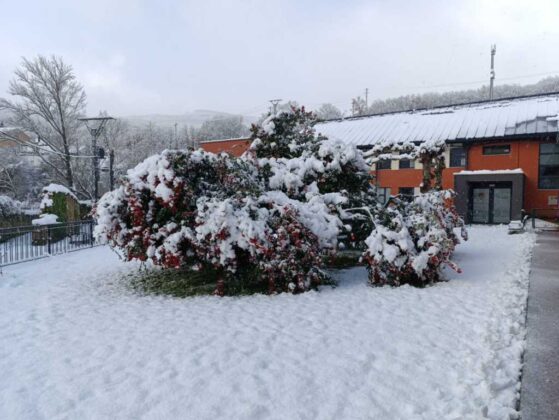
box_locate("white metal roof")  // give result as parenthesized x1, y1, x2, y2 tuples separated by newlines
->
(315, 93, 559, 147)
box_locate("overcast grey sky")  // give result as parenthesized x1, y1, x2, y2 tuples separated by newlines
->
(1, 0, 558, 117)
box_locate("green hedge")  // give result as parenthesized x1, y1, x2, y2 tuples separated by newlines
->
(0, 215, 34, 229)
(42, 192, 80, 223)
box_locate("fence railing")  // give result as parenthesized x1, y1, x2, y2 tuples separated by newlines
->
(0, 220, 97, 267)
(530, 208, 559, 230)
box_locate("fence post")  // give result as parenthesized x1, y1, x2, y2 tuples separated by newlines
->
(46, 225, 52, 254)
(90, 220, 94, 247)
(532, 209, 536, 229)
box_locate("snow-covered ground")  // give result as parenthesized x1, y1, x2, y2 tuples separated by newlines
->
(0, 226, 534, 420)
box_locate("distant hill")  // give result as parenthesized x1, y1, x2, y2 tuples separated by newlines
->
(123, 109, 259, 129)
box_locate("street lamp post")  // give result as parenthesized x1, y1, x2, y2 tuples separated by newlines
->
(109, 149, 115, 191)
(78, 116, 114, 201)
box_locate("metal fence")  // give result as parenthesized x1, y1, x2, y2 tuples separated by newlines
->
(0, 220, 97, 267)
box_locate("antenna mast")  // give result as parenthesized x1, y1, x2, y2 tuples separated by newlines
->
(489, 44, 496, 100)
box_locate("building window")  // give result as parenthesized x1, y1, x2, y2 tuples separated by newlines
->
(399, 159, 414, 169)
(539, 143, 559, 189)
(398, 187, 414, 198)
(483, 144, 510, 155)
(449, 146, 466, 167)
(376, 187, 391, 204)
(377, 159, 391, 170)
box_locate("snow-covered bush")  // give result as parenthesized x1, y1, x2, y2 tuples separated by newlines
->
(361, 124, 467, 286)
(249, 106, 322, 159)
(0, 195, 23, 218)
(95, 149, 341, 295)
(194, 192, 337, 294)
(363, 190, 467, 287)
(0, 195, 30, 228)
(95, 150, 254, 265)
(248, 106, 378, 244)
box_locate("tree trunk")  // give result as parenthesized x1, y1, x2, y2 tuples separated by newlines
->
(420, 153, 432, 193)
(62, 140, 74, 188)
(214, 275, 225, 297)
(434, 155, 446, 191)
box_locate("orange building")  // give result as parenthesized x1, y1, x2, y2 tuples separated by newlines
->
(370, 140, 558, 223)
(202, 93, 559, 224)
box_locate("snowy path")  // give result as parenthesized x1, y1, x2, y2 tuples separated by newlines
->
(0, 227, 534, 420)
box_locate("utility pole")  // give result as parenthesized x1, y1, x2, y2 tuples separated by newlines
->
(269, 99, 282, 115)
(489, 44, 496, 100)
(78, 116, 115, 201)
(109, 149, 115, 191)
(365, 88, 369, 109)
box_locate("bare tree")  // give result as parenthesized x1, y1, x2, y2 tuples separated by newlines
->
(0, 55, 86, 190)
(0, 143, 47, 201)
(358, 76, 559, 115)
(0, 149, 19, 197)
(194, 115, 249, 141)
(316, 103, 343, 120)
(351, 96, 368, 116)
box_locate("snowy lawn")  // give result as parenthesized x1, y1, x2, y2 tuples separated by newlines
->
(0, 226, 534, 420)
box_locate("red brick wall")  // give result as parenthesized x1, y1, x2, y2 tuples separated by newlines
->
(376, 167, 463, 191)
(200, 139, 250, 157)
(468, 140, 558, 212)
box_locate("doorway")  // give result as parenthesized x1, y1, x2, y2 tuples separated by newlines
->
(469, 182, 512, 224)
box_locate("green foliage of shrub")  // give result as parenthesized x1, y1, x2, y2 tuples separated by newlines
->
(79, 202, 93, 220)
(44, 193, 79, 223)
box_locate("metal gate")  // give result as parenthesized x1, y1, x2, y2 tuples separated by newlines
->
(0, 220, 97, 267)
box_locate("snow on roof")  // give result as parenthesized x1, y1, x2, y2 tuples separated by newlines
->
(455, 169, 524, 176)
(315, 93, 559, 147)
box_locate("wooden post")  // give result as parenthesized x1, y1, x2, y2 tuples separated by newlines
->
(46, 225, 52, 254)
(214, 276, 225, 297)
(268, 275, 276, 294)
